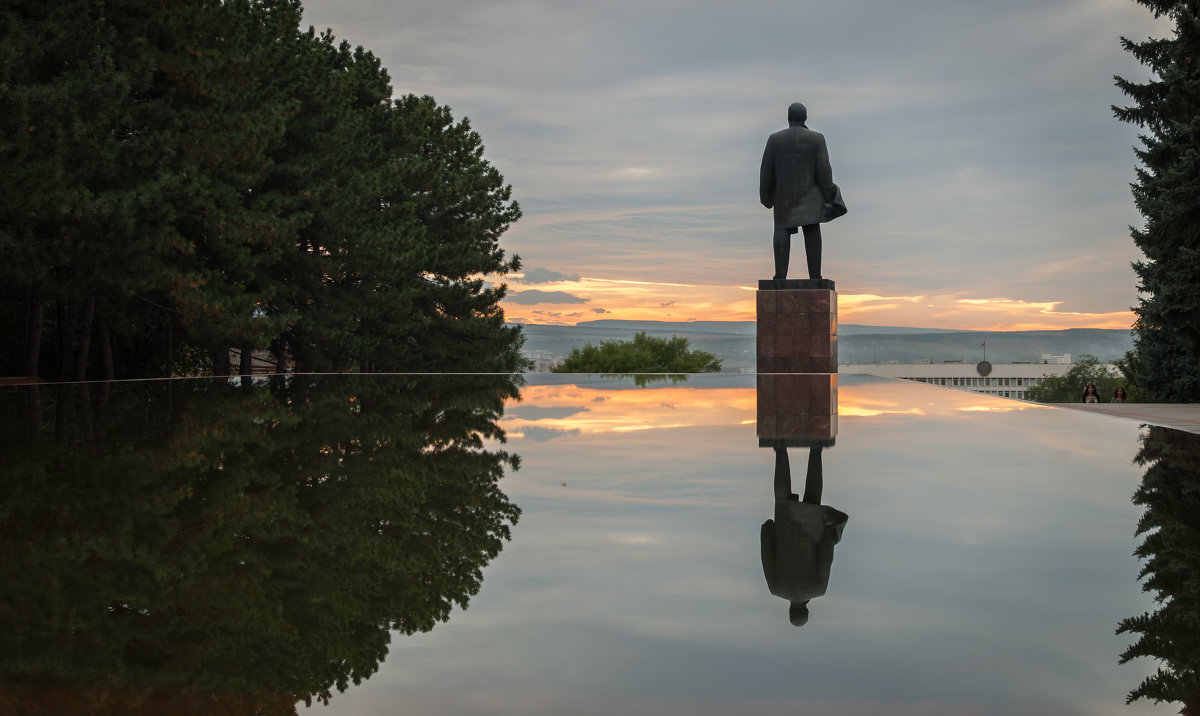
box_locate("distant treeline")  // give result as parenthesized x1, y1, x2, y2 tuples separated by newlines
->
(1, 0, 524, 379)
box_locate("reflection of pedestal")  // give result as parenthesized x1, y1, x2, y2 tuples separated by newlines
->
(757, 374, 837, 448)
(756, 281, 837, 374)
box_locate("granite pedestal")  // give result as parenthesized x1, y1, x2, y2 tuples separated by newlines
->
(756, 278, 837, 374)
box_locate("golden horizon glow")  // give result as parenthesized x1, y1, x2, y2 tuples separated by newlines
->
(500, 273, 1134, 331)
(502, 379, 1045, 438)
(500, 385, 757, 437)
(958, 404, 1050, 413)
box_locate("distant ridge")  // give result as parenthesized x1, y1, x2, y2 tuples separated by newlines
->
(572, 319, 754, 334)
(570, 319, 971, 336)
(519, 319, 1133, 372)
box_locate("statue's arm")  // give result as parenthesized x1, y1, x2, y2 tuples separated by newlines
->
(759, 139, 775, 208)
(816, 135, 834, 201)
(761, 520, 778, 589)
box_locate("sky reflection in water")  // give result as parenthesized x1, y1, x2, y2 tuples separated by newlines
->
(324, 374, 1168, 716)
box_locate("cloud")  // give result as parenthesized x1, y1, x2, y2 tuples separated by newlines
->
(508, 290, 590, 305)
(300, 0, 1169, 330)
(660, 301, 675, 307)
(515, 267, 581, 284)
(508, 406, 590, 421)
(591, 308, 611, 314)
(519, 426, 582, 442)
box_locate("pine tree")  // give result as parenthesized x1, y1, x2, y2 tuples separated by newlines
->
(1, 0, 526, 378)
(1114, 0, 1200, 402)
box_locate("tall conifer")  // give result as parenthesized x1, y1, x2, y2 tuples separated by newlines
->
(1114, 0, 1200, 401)
(1, 0, 525, 378)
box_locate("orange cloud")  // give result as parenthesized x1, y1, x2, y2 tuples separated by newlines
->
(501, 378, 1052, 440)
(498, 275, 1133, 331)
(501, 384, 756, 436)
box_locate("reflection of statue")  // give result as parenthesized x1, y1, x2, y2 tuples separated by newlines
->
(760, 445, 847, 626)
(759, 102, 845, 281)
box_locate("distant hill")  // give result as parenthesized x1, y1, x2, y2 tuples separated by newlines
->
(838, 327, 1131, 366)
(573, 319, 970, 336)
(573, 320, 756, 335)
(519, 320, 1132, 372)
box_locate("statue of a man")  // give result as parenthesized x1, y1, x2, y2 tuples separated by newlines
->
(759, 102, 845, 280)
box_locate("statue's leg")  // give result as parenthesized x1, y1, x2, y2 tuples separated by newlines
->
(801, 224, 822, 280)
(772, 227, 792, 280)
(801, 444, 823, 504)
(774, 446, 796, 500)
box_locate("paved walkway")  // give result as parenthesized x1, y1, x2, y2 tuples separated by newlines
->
(1049, 402, 1200, 434)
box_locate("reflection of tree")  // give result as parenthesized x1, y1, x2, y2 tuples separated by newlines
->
(622, 374, 688, 388)
(1117, 426, 1200, 713)
(0, 375, 521, 714)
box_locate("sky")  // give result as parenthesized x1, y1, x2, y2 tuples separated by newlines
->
(299, 0, 1172, 330)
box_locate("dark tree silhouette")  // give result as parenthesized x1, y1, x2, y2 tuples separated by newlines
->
(1113, 0, 1200, 401)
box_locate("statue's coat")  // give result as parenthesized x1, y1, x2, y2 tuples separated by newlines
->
(760, 125, 835, 229)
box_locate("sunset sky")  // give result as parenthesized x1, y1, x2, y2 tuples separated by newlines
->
(301, 0, 1168, 331)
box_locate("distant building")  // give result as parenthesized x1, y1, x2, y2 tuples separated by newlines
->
(839, 361, 1074, 400)
(527, 351, 561, 373)
(1040, 353, 1071, 364)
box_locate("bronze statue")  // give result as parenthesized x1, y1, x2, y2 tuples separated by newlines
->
(759, 102, 846, 280)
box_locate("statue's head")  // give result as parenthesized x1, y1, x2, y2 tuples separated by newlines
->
(789, 600, 810, 627)
(788, 102, 808, 126)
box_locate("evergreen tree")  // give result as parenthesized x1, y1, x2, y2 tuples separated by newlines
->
(0, 0, 525, 379)
(1114, 0, 1200, 402)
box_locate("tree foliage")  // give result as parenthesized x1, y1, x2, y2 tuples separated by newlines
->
(552, 331, 722, 374)
(1024, 355, 1132, 403)
(1114, 0, 1200, 402)
(0, 0, 524, 379)
(0, 374, 522, 713)
(1117, 426, 1200, 711)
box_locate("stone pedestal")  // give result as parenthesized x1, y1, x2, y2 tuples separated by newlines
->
(756, 279, 837, 374)
(756, 374, 838, 448)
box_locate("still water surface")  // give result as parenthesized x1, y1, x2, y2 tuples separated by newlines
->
(0, 374, 1189, 715)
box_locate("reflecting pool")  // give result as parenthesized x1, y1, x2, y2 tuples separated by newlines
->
(0, 374, 1192, 715)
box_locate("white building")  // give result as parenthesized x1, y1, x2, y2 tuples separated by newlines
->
(528, 351, 561, 373)
(838, 362, 1073, 400)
